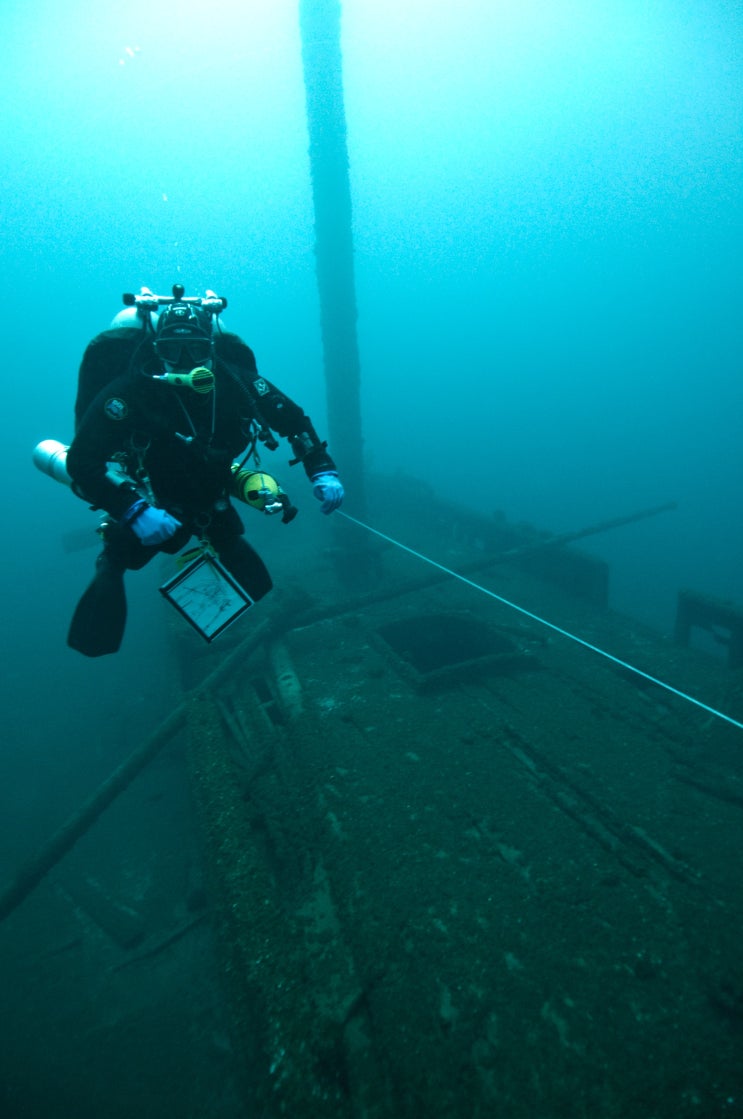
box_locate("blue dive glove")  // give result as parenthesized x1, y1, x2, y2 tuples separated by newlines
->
(121, 499, 182, 545)
(311, 471, 344, 515)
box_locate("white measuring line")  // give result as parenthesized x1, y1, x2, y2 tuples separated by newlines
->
(338, 512, 743, 732)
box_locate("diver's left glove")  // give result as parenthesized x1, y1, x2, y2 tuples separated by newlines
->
(311, 471, 344, 515)
(121, 499, 182, 545)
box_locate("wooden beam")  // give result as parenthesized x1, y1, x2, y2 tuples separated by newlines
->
(299, 0, 366, 515)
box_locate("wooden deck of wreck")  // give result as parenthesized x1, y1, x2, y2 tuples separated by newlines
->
(184, 482, 743, 1117)
(1, 479, 741, 1118)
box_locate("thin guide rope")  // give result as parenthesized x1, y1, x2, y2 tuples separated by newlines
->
(339, 512, 743, 732)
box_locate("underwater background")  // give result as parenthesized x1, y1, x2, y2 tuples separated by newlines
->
(1, 0, 742, 1114)
(4, 0, 740, 812)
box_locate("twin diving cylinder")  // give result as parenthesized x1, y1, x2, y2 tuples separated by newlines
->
(32, 439, 297, 522)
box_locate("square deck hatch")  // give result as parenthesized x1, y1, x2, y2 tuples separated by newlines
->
(375, 612, 525, 689)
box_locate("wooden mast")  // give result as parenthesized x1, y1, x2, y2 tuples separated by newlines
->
(299, 0, 366, 517)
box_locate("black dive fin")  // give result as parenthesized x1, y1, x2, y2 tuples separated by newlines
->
(67, 564, 127, 657)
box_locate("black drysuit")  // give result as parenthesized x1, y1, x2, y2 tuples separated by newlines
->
(66, 328, 336, 655)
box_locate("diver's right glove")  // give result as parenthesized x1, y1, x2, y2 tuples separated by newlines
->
(121, 499, 182, 546)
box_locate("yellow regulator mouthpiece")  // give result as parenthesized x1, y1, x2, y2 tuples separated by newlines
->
(159, 366, 215, 393)
(188, 366, 215, 393)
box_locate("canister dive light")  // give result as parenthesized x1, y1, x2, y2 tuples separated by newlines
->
(231, 465, 297, 523)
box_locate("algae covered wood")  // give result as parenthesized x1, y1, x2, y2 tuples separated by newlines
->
(186, 691, 395, 1115)
(184, 556, 743, 1117)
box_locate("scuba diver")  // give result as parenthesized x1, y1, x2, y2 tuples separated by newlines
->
(63, 285, 344, 657)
